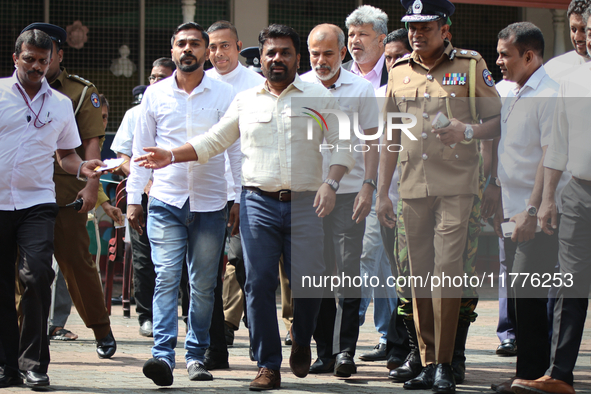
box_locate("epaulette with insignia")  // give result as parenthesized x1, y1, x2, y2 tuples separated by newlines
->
(393, 54, 412, 68)
(67, 74, 95, 87)
(454, 48, 482, 61)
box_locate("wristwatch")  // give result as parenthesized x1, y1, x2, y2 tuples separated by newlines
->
(76, 160, 88, 182)
(526, 204, 537, 217)
(324, 178, 339, 192)
(464, 124, 474, 142)
(492, 176, 501, 187)
(363, 178, 377, 189)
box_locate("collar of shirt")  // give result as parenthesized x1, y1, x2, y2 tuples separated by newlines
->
(350, 53, 385, 89)
(10, 71, 52, 103)
(510, 65, 547, 98)
(168, 69, 213, 96)
(301, 66, 355, 90)
(209, 62, 244, 81)
(259, 73, 305, 97)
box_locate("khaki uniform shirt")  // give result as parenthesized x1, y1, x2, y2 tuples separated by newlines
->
(50, 68, 105, 206)
(385, 42, 501, 199)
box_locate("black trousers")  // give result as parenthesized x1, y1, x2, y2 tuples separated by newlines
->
(381, 225, 410, 360)
(503, 222, 559, 380)
(130, 193, 156, 324)
(0, 203, 58, 374)
(313, 193, 364, 358)
(547, 179, 591, 385)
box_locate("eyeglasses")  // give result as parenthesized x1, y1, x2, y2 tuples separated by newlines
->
(148, 75, 164, 82)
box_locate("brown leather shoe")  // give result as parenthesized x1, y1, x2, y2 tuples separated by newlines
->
(289, 327, 311, 378)
(249, 367, 280, 391)
(512, 376, 575, 394)
(491, 377, 516, 394)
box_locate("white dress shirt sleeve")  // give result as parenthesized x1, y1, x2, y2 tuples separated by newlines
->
(323, 95, 356, 173)
(128, 97, 156, 205)
(189, 97, 241, 164)
(544, 85, 569, 171)
(111, 107, 136, 156)
(56, 104, 82, 150)
(227, 139, 242, 203)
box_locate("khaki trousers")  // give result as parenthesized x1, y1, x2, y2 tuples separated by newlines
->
(222, 263, 244, 329)
(52, 207, 111, 339)
(402, 195, 473, 365)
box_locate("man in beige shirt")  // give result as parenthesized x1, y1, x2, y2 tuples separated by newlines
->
(134, 24, 354, 391)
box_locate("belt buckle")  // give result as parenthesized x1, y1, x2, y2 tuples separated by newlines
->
(278, 190, 290, 202)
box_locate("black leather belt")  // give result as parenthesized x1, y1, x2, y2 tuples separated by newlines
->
(243, 187, 316, 202)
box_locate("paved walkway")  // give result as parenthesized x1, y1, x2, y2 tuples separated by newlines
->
(5, 300, 591, 393)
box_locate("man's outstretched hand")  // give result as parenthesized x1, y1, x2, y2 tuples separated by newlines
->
(134, 147, 173, 169)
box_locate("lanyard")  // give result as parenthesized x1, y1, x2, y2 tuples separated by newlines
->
(15, 84, 52, 128)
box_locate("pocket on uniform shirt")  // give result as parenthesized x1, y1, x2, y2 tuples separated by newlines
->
(240, 111, 274, 147)
(394, 88, 417, 114)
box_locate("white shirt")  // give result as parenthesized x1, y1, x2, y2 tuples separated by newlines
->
(189, 74, 355, 192)
(544, 63, 591, 180)
(206, 63, 265, 201)
(498, 66, 569, 218)
(0, 72, 80, 210)
(544, 50, 590, 81)
(111, 104, 141, 157)
(300, 67, 378, 194)
(127, 71, 238, 212)
(495, 79, 516, 99)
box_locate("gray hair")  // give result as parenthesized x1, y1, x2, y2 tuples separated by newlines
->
(345, 5, 389, 36)
(307, 24, 346, 50)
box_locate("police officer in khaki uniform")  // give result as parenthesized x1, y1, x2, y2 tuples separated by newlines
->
(376, 1, 501, 393)
(20, 23, 116, 358)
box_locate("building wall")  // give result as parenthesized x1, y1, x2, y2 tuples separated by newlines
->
(524, 7, 573, 61)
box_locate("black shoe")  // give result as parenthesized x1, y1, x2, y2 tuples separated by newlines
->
(0, 367, 22, 388)
(334, 352, 356, 377)
(96, 330, 117, 359)
(390, 348, 422, 382)
(139, 321, 153, 337)
(432, 363, 456, 394)
(359, 343, 387, 361)
(285, 331, 293, 345)
(403, 364, 436, 390)
(187, 362, 213, 381)
(143, 358, 173, 386)
(20, 371, 49, 387)
(203, 349, 229, 370)
(496, 339, 517, 357)
(387, 354, 405, 371)
(224, 324, 235, 347)
(309, 358, 335, 374)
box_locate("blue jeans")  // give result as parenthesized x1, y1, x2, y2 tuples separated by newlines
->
(147, 197, 226, 368)
(240, 190, 324, 370)
(359, 193, 397, 343)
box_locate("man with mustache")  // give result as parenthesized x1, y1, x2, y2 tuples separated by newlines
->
(0, 29, 105, 388)
(377, 0, 502, 392)
(544, 0, 590, 80)
(343, 4, 399, 364)
(19, 23, 117, 359)
(133, 24, 354, 391)
(126, 22, 239, 386)
(301, 23, 379, 377)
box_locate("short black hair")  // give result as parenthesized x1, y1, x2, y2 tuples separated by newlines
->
(498, 22, 544, 58)
(567, 0, 590, 18)
(171, 22, 209, 48)
(99, 93, 109, 111)
(383, 28, 412, 52)
(207, 20, 239, 41)
(259, 24, 301, 55)
(152, 57, 176, 71)
(15, 29, 52, 57)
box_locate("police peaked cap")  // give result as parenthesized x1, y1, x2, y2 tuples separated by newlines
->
(132, 85, 148, 105)
(240, 46, 261, 67)
(21, 23, 67, 46)
(400, 0, 455, 23)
